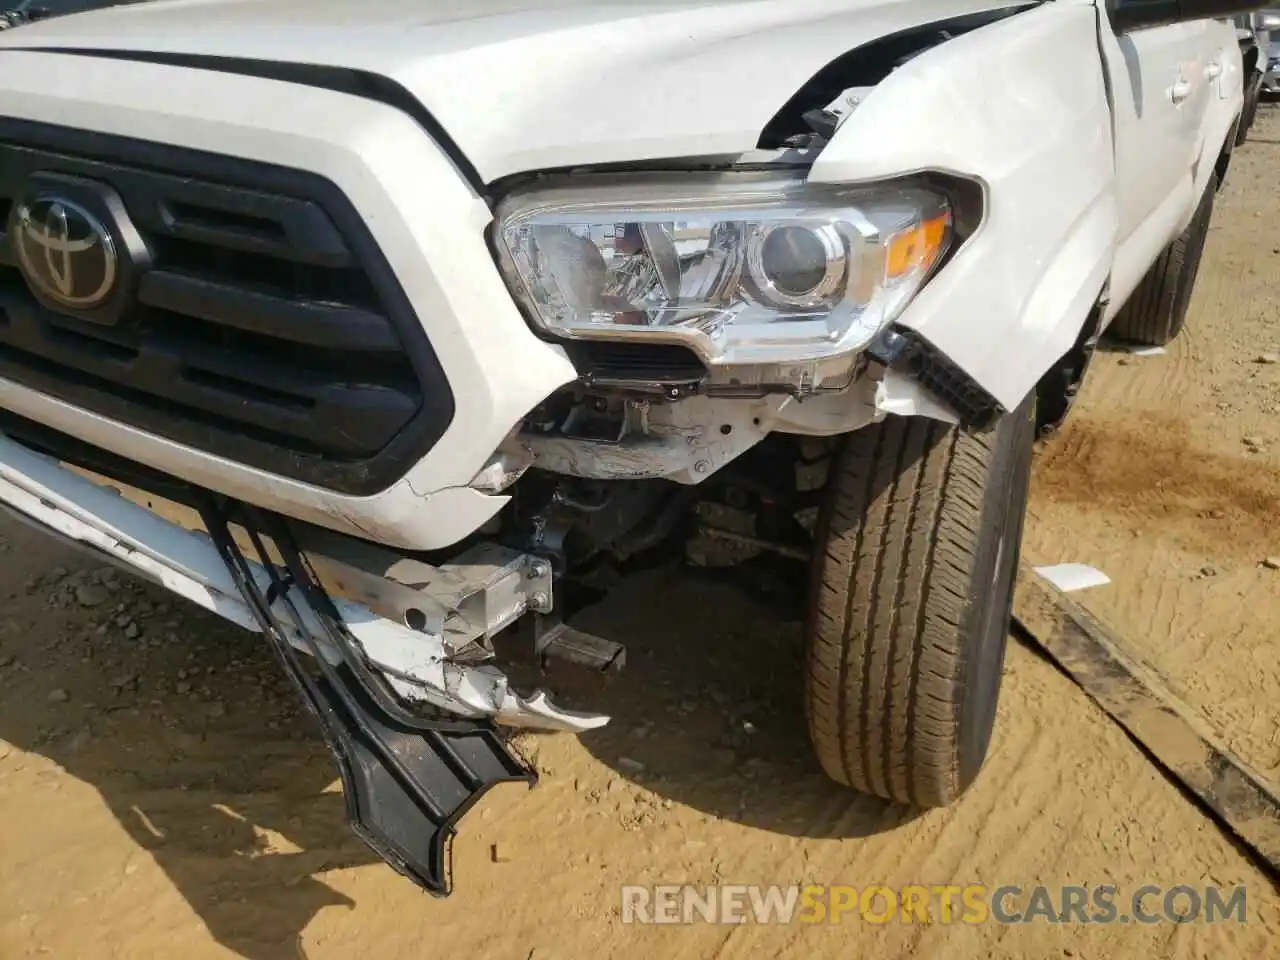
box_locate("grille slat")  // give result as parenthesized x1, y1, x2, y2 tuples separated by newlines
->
(0, 291, 420, 455)
(0, 121, 455, 495)
(0, 144, 357, 269)
(138, 270, 401, 352)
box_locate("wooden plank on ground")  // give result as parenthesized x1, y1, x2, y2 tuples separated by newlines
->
(1012, 563, 1280, 876)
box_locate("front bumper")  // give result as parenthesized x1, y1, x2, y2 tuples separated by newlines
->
(0, 406, 618, 896)
(0, 50, 579, 550)
(0, 427, 607, 732)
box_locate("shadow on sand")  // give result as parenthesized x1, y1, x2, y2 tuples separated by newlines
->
(0, 526, 917, 959)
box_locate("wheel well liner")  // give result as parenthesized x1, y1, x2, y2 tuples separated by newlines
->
(1242, 41, 1260, 78)
(1216, 133, 1236, 189)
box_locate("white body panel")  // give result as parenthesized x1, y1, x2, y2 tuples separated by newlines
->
(1099, 17, 1242, 323)
(0, 0, 1035, 183)
(0, 0, 1246, 552)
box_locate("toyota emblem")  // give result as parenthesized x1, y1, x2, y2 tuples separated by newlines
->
(14, 197, 118, 309)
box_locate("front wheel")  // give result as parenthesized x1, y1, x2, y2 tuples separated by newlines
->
(803, 398, 1034, 807)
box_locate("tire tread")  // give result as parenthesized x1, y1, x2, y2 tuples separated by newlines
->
(804, 407, 1029, 807)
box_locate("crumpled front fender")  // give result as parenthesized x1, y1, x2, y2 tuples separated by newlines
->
(809, 2, 1118, 413)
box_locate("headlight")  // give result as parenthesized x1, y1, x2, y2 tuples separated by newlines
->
(493, 175, 953, 389)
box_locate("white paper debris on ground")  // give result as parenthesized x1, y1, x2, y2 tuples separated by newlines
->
(1034, 563, 1112, 593)
(1125, 345, 1166, 357)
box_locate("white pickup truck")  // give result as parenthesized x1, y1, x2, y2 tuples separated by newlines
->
(0, 0, 1260, 892)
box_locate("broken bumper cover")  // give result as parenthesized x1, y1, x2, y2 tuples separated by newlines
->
(199, 498, 536, 896)
(0, 432, 605, 731)
(0, 431, 610, 892)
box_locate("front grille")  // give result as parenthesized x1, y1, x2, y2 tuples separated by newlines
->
(0, 120, 454, 495)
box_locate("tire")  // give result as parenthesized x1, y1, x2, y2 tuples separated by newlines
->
(804, 398, 1035, 808)
(1108, 173, 1216, 347)
(1237, 83, 1259, 146)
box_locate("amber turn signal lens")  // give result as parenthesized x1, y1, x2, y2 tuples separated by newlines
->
(885, 212, 951, 279)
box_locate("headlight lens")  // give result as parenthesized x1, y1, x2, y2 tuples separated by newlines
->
(494, 176, 952, 370)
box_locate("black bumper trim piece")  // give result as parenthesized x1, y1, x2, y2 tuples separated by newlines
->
(199, 497, 534, 895)
(870, 326, 1005, 432)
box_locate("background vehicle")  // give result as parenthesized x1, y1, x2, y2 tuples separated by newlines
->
(0, 0, 139, 27)
(1257, 10, 1280, 93)
(1236, 13, 1270, 140)
(0, 0, 1261, 892)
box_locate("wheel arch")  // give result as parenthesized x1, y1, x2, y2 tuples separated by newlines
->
(1241, 39, 1260, 79)
(1034, 300, 1105, 437)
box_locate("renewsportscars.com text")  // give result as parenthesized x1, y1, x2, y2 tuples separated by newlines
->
(620, 884, 1247, 925)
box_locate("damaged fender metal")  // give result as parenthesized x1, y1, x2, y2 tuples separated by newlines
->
(807, 1, 1119, 413)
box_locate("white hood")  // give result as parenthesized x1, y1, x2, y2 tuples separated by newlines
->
(0, 0, 1028, 181)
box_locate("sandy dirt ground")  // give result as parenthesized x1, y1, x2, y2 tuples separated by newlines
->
(3, 112, 1280, 960)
